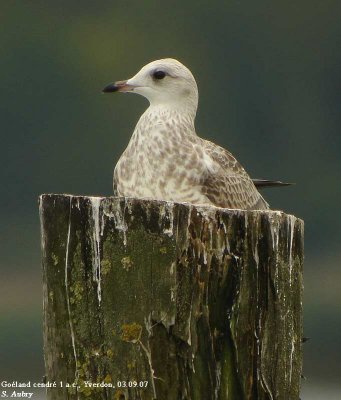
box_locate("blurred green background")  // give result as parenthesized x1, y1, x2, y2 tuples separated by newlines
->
(1, 1, 340, 398)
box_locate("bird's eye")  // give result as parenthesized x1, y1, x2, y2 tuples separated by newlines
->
(153, 70, 166, 80)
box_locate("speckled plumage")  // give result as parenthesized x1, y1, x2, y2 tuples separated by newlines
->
(109, 59, 268, 210)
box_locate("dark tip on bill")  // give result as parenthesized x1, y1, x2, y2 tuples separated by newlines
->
(102, 83, 119, 93)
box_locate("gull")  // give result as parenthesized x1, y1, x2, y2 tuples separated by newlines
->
(103, 58, 271, 210)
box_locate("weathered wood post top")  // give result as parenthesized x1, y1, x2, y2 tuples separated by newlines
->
(39, 194, 304, 400)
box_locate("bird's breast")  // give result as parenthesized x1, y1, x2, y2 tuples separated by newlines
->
(114, 126, 209, 204)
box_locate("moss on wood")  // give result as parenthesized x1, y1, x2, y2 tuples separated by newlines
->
(40, 195, 303, 400)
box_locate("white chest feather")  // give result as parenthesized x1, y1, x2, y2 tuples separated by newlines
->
(114, 107, 211, 204)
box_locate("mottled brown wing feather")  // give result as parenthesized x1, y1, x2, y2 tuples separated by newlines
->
(201, 139, 269, 209)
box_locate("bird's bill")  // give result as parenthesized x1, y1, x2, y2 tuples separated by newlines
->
(102, 80, 136, 93)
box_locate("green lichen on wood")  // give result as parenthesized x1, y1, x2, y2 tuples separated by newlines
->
(121, 323, 142, 343)
(40, 195, 304, 400)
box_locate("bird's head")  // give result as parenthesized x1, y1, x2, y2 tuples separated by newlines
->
(103, 58, 199, 115)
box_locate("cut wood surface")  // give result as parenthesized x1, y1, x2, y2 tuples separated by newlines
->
(39, 194, 304, 400)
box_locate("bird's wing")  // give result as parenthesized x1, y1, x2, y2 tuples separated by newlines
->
(199, 139, 269, 210)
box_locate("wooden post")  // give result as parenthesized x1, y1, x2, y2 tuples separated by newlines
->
(39, 194, 304, 400)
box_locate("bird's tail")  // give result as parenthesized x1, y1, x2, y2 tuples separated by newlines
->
(253, 179, 294, 189)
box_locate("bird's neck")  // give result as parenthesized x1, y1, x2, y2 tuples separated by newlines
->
(139, 104, 197, 135)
